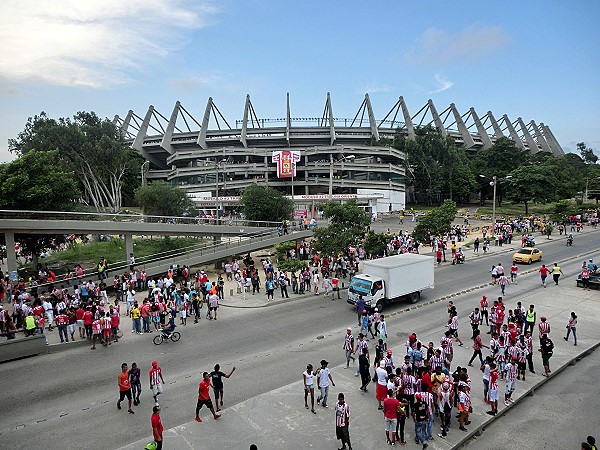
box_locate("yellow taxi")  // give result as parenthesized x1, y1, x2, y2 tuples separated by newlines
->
(512, 247, 543, 264)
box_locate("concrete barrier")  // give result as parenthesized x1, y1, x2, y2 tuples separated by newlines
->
(0, 334, 45, 363)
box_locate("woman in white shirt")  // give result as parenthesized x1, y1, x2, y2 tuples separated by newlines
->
(303, 364, 316, 414)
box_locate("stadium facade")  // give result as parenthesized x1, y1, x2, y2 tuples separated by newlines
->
(115, 93, 563, 214)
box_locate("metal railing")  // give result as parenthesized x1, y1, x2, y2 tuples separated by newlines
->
(0, 209, 281, 228)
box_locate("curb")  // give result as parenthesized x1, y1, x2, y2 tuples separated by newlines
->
(452, 340, 600, 449)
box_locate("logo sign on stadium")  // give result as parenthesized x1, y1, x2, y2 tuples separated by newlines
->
(272, 150, 301, 178)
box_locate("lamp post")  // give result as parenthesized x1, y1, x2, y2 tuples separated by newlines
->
(141, 160, 150, 187)
(480, 174, 512, 233)
(584, 177, 600, 203)
(209, 159, 226, 218)
(328, 154, 355, 200)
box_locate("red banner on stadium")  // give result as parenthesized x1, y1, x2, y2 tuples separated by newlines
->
(272, 150, 301, 178)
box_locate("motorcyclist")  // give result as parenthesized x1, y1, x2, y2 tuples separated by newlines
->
(566, 233, 573, 245)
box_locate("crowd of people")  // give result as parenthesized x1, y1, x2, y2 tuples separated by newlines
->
(316, 291, 584, 449)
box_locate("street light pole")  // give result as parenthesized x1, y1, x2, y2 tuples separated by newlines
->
(329, 159, 334, 200)
(492, 175, 497, 233)
(141, 161, 150, 187)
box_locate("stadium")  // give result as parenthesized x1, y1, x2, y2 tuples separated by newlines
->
(115, 93, 563, 214)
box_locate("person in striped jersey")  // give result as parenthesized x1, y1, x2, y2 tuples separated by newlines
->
(538, 316, 551, 342)
(429, 349, 445, 372)
(516, 337, 529, 381)
(437, 381, 453, 439)
(343, 328, 355, 369)
(504, 357, 517, 406)
(420, 389, 436, 441)
(355, 334, 368, 376)
(149, 361, 165, 405)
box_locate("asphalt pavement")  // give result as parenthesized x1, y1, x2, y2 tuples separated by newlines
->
(1, 225, 599, 450)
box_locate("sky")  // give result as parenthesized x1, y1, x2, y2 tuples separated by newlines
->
(0, 0, 599, 161)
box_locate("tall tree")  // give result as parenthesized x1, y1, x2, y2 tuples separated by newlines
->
(412, 199, 457, 242)
(135, 181, 196, 217)
(504, 165, 556, 214)
(577, 142, 598, 165)
(0, 149, 80, 269)
(9, 111, 142, 212)
(312, 200, 371, 256)
(239, 184, 293, 222)
(470, 137, 530, 206)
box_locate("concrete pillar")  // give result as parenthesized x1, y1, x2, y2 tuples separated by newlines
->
(4, 232, 17, 277)
(124, 234, 134, 265)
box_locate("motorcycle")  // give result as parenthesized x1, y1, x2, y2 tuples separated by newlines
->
(452, 253, 465, 265)
(566, 236, 573, 246)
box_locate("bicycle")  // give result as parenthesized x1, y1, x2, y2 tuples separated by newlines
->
(152, 328, 181, 345)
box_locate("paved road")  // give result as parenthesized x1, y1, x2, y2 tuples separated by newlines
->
(0, 230, 598, 449)
(461, 346, 600, 450)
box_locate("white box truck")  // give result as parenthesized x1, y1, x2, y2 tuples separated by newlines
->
(347, 253, 434, 312)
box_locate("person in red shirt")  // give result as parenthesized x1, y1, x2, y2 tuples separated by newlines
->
(383, 389, 401, 445)
(55, 310, 70, 344)
(117, 362, 134, 414)
(195, 372, 221, 422)
(83, 307, 93, 340)
(76, 305, 86, 338)
(331, 276, 341, 300)
(151, 405, 163, 450)
(539, 264, 549, 288)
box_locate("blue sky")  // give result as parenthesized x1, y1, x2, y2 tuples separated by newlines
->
(0, 0, 598, 161)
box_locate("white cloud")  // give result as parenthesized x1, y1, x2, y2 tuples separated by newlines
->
(405, 25, 510, 65)
(362, 86, 391, 94)
(429, 74, 454, 94)
(169, 74, 223, 91)
(0, 0, 219, 88)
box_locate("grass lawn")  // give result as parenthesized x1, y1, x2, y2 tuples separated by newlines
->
(28, 236, 207, 274)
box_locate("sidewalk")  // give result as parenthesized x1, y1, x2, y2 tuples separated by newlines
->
(119, 279, 600, 450)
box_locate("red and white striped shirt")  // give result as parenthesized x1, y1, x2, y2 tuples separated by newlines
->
(422, 391, 435, 414)
(150, 367, 163, 386)
(507, 345, 519, 360)
(92, 320, 102, 334)
(449, 316, 458, 330)
(517, 344, 528, 363)
(495, 343, 506, 362)
(524, 335, 533, 353)
(103, 317, 112, 330)
(403, 374, 416, 395)
(539, 322, 550, 335)
(505, 362, 517, 381)
(335, 402, 349, 427)
(480, 299, 488, 311)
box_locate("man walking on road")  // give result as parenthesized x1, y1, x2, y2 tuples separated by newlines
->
(149, 361, 165, 405)
(343, 327, 355, 368)
(195, 372, 221, 422)
(210, 364, 236, 411)
(317, 359, 335, 408)
(334, 392, 352, 450)
(552, 263, 564, 285)
(539, 334, 554, 377)
(117, 362, 134, 414)
(151, 405, 163, 450)
(413, 393, 430, 449)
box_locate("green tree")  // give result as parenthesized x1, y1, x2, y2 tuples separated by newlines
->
(135, 181, 196, 217)
(0, 149, 80, 270)
(0, 149, 80, 210)
(470, 137, 530, 206)
(9, 111, 143, 212)
(412, 199, 457, 242)
(578, 142, 598, 164)
(362, 231, 389, 258)
(312, 200, 371, 256)
(504, 165, 556, 214)
(240, 184, 293, 222)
